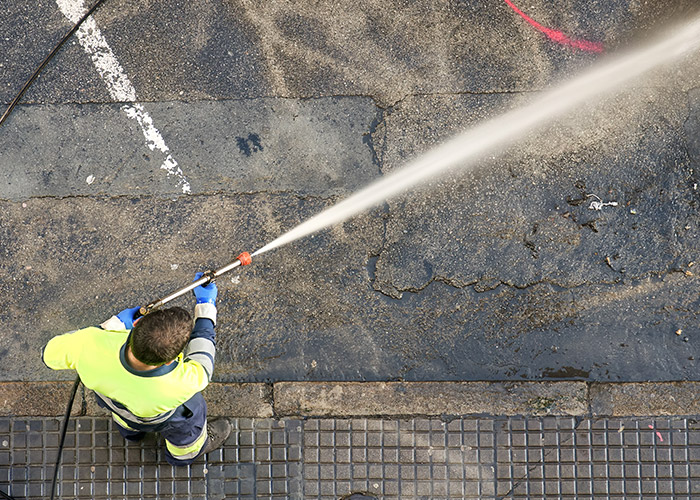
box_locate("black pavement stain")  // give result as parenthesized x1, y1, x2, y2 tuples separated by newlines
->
(236, 133, 264, 157)
(541, 366, 591, 379)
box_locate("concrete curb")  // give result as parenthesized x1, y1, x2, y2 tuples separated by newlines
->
(273, 381, 589, 417)
(590, 382, 700, 416)
(2, 381, 698, 418)
(83, 383, 274, 418)
(0, 381, 83, 417)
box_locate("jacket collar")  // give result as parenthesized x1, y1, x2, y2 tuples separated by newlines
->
(119, 338, 178, 377)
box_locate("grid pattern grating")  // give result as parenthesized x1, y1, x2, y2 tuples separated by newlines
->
(0, 416, 698, 499)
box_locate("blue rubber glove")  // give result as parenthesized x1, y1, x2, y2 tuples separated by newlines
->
(193, 272, 217, 305)
(116, 306, 141, 330)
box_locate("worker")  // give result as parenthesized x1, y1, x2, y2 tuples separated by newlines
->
(42, 273, 231, 465)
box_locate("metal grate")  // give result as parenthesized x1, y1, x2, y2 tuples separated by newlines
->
(0, 416, 698, 499)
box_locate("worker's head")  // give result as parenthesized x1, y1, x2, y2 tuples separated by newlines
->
(129, 307, 192, 366)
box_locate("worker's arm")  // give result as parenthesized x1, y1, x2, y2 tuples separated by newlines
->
(184, 274, 217, 381)
(42, 330, 83, 370)
(43, 304, 135, 369)
(45, 304, 135, 368)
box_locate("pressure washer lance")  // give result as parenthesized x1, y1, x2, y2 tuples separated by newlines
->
(139, 251, 252, 316)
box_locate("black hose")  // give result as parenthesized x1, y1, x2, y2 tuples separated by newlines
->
(2, 0, 103, 495)
(3, 1, 111, 497)
(49, 376, 81, 500)
(0, 0, 108, 128)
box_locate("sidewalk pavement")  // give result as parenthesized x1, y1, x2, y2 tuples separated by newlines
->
(1, 381, 698, 499)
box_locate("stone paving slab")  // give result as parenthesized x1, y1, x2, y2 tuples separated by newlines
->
(2, 0, 664, 106)
(0, 98, 379, 200)
(1, 416, 698, 499)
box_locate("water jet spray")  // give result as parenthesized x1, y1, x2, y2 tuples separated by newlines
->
(141, 16, 700, 321)
(250, 16, 700, 258)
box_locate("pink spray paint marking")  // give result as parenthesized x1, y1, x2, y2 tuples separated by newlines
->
(648, 425, 664, 442)
(503, 0, 604, 53)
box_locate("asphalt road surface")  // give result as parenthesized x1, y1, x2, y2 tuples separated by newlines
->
(1, 0, 699, 383)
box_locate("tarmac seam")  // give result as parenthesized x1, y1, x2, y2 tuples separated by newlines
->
(1, 92, 527, 110)
(3, 381, 698, 418)
(0, 190, 343, 204)
(2, 83, 688, 109)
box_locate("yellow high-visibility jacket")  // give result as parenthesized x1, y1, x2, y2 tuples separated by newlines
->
(43, 319, 216, 424)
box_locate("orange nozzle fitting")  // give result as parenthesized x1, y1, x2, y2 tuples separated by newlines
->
(238, 251, 252, 266)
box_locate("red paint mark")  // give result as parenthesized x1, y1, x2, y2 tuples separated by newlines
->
(648, 424, 664, 442)
(503, 0, 604, 53)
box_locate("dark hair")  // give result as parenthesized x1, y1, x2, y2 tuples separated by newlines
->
(130, 307, 192, 365)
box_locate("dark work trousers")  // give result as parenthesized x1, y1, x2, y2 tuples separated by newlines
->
(94, 392, 208, 466)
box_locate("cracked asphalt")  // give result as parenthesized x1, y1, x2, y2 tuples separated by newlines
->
(1, 0, 700, 383)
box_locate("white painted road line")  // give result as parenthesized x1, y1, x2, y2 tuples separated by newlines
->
(55, 0, 191, 194)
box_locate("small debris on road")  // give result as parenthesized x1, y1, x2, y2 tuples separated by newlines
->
(587, 193, 618, 211)
(648, 424, 664, 442)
